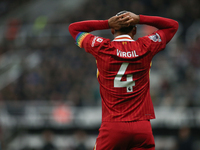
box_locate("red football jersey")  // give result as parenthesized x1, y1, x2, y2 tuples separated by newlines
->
(77, 30, 166, 122)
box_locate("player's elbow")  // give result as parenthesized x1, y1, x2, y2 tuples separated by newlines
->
(169, 21, 179, 38)
(173, 21, 179, 33)
(68, 23, 77, 39)
(68, 23, 73, 34)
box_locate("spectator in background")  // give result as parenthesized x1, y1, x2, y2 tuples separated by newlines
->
(176, 126, 194, 150)
(73, 130, 87, 150)
(41, 130, 57, 150)
(5, 18, 21, 41)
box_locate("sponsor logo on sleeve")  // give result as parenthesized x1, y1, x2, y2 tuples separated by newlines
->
(91, 36, 103, 47)
(96, 38, 103, 43)
(148, 33, 161, 42)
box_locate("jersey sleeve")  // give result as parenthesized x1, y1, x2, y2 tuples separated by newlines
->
(137, 30, 166, 56)
(76, 32, 110, 58)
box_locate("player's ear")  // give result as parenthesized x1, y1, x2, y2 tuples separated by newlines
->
(132, 26, 137, 35)
(111, 28, 115, 35)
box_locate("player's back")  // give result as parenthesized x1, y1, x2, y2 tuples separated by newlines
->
(96, 35, 155, 122)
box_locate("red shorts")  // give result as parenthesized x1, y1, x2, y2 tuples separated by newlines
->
(94, 120, 155, 150)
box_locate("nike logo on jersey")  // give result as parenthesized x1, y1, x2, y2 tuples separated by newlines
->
(117, 49, 139, 58)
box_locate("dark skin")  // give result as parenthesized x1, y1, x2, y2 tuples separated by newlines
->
(108, 12, 140, 39)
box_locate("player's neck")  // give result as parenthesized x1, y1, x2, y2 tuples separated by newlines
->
(114, 32, 134, 39)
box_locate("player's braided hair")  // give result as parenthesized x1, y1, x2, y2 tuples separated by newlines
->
(116, 10, 135, 34)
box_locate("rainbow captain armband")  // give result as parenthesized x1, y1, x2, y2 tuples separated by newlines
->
(76, 32, 90, 48)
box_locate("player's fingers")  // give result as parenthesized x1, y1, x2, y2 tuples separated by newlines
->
(124, 17, 133, 23)
(125, 18, 134, 25)
(117, 12, 130, 19)
(119, 16, 131, 23)
(119, 17, 133, 28)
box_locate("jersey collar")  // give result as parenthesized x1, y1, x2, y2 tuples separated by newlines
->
(113, 35, 134, 41)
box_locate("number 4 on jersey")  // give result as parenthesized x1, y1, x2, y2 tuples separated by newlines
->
(114, 63, 135, 92)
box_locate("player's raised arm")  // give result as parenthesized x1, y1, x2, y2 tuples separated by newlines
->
(68, 20, 109, 40)
(127, 12, 179, 44)
(139, 15, 178, 43)
(68, 13, 133, 40)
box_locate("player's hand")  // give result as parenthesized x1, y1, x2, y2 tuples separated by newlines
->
(108, 13, 133, 30)
(125, 12, 140, 26)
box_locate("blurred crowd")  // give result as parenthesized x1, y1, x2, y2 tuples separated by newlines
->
(0, 0, 200, 108)
(0, 0, 200, 150)
(0, 0, 29, 17)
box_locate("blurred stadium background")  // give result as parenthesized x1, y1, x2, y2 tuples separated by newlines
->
(0, 0, 200, 150)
